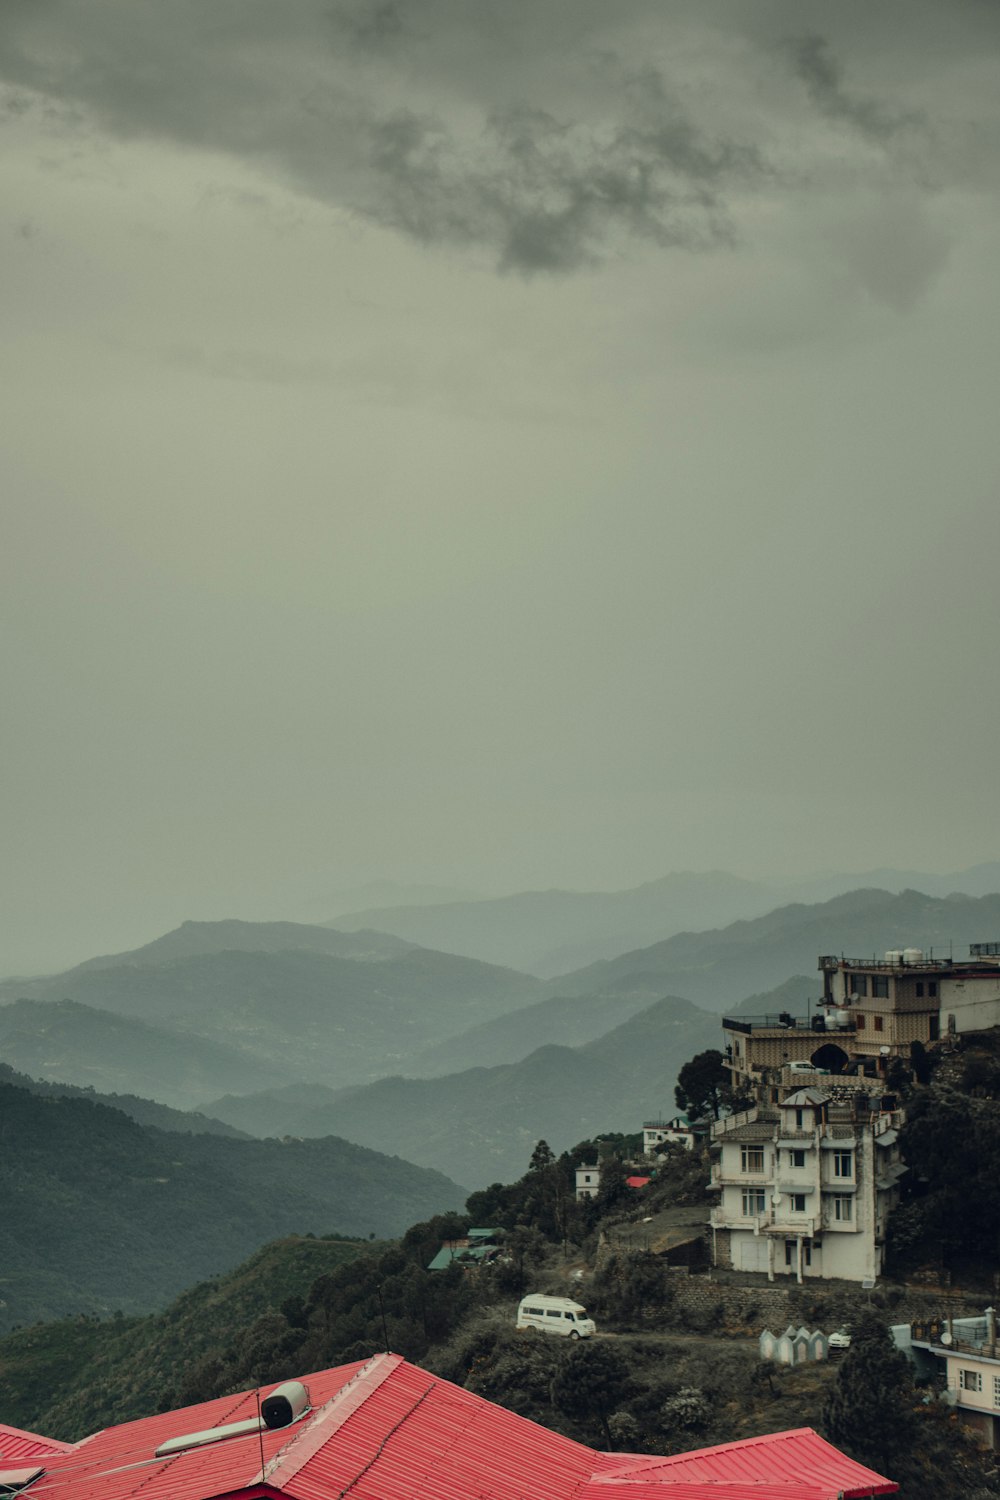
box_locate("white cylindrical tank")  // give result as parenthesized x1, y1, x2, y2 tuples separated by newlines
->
(885, 950, 904, 965)
(261, 1381, 311, 1429)
(832, 1009, 850, 1028)
(903, 947, 924, 965)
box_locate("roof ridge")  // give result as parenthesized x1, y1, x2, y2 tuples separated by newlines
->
(595, 1428, 818, 1477)
(262, 1352, 405, 1486)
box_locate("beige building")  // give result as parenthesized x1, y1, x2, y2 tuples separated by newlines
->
(725, 943, 1000, 1100)
(908, 1310, 1000, 1448)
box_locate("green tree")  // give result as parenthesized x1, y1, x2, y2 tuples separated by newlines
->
(551, 1339, 635, 1448)
(529, 1140, 556, 1172)
(822, 1312, 917, 1478)
(674, 1050, 728, 1121)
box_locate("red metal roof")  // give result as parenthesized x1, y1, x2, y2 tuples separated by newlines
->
(13, 1354, 896, 1500)
(0, 1422, 74, 1460)
(625, 1177, 651, 1189)
(594, 1427, 897, 1498)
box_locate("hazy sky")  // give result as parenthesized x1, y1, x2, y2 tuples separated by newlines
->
(3, 0, 999, 972)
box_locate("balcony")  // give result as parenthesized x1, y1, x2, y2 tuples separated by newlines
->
(710, 1205, 819, 1237)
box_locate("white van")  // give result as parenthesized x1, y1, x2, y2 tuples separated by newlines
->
(516, 1295, 596, 1339)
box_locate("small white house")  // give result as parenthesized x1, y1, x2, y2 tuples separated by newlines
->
(643, 1115, 695, 1155)
(575, 1163, 601, 1200)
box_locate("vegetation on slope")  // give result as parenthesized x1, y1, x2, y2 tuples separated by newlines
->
(0, 1083, 463, 1329)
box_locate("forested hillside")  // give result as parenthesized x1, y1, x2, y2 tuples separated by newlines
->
(0, 1084, 463, 1329)
(0, 1062, 245, 1136)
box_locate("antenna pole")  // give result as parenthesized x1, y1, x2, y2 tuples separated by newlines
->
(255, 1389, 266, 1484)
(377, 1285, 390, 1353)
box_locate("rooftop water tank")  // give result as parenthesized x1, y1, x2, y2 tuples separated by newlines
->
(903, 947, 924, 964)
(832, 1009, 850, 1028)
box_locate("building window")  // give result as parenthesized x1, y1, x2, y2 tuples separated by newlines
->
(741, 1147, 764, 1174)
(849, 975, 868, 997)
(795, 1109, 804, 1128)
(789, 1149, 806, 1168)
(833, 1152, 853, 1178)
(929, 981, 938, 998)
(791, 1193, 807, 1212)
(916, 982, 924, 998)
(960, 1369, 983, 1392)
(993, 1375, 1000, 1407)
(874, 1015, 884, 1031)
(856, 1015, 865, 1029)
(832, 1196, 852, 1222)
(784, 1239, 812, 1266)
(742, 1189, 767, 1217)
(872, 976, 889, 998)
(929, 1015, 940, 1040)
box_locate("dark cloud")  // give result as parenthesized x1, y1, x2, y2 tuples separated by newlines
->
(786, 34, 919, 141)
(355, 99, 760, 272)
(0, 0, 990, 274)
(0, 1, 766, 272)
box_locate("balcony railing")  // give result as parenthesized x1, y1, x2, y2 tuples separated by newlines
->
(818, 953, 955, 972)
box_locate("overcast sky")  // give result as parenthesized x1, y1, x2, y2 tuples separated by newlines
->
(2, 0, 999, 972)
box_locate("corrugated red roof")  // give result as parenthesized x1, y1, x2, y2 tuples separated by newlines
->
(12, 1354, 896, 1500)
(625, 1177, 650, 1189)
(595, 1427, 897, 1498)
(0, 1422, 74, 1460)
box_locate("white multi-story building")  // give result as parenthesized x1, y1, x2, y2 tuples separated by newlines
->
(708, 1086, 905, 1283)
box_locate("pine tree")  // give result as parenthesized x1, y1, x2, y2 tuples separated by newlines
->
(822, 1312, 917, 1478)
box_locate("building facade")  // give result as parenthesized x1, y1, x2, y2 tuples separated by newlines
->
(643, 1115, 695, 1155)
(575, 1163, 601, 1200)
(724, 944, 1000, 1100)
(904, 1310, 1000, 1449)
(708, 1086, 905, 1283)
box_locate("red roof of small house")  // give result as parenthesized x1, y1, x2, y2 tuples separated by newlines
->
(626, 1175, 651, 1189)
(11, 1353, 897, 1500)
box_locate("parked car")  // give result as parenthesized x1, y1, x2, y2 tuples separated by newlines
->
(516, 1295, 596, 1338)
(828, 1328, 852, 1350)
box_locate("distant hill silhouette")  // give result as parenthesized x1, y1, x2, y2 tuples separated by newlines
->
(331, 866, 1000, 976)
(0, 922, 543, 1096)
(331, 871, 773, 975)
(0, 999, 290, 1110)
(64, 918, 411, 973)
(0, 1061, 248, 1137)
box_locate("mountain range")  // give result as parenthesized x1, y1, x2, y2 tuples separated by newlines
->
(2, 888, 999, 1187)
(330, 864, 1000, 976)
(0, 920, 542, 1098)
